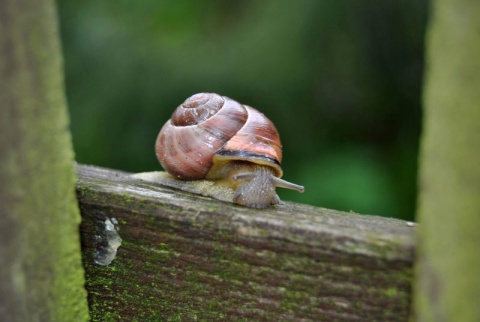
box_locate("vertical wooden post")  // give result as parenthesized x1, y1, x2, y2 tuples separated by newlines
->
(415, 0, 480, 320)
(0, 0, 89, 320)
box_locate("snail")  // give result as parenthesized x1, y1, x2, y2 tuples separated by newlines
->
(134, 93, 304, 209)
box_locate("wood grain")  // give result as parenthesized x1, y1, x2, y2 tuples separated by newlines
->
(77, 164, 415, 321)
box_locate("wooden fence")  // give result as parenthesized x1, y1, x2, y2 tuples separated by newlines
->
(77, 164, 415, 321)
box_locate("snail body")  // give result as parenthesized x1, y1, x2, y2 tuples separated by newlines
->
(154, 93, 304, 209)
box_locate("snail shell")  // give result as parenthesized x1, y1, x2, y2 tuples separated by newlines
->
(155, 93, 304, 209)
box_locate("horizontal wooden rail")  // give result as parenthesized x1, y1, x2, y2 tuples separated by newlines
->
(76, 164, 415, 321)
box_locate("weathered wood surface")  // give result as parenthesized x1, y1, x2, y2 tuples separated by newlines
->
(414, 0, 480, 320)
(77, 164, 416, 321)
(0, 0, 89, 320)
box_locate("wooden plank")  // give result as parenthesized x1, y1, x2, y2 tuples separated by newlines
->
(76, 164, 415, 321)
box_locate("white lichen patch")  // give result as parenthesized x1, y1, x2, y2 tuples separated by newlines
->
(94, 217, 122, 266)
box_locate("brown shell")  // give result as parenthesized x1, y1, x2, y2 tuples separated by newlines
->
(155, 93, 283, 180)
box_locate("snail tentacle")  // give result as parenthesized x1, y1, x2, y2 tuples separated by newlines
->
(272, 177, 305, 193)
(233, 172, 304, 193)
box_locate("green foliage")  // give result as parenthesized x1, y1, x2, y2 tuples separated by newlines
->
(58, 0, 428, 220)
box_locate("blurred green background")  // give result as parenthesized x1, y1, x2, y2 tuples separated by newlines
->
(58, 0, 428, 221)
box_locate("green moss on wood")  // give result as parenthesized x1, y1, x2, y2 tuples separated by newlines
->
(0, 0, 88, 320)
(76, 165, 415, 321)
(415, 0, 480, 321)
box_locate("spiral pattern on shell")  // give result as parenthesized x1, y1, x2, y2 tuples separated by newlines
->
(155, 93, 283, 180)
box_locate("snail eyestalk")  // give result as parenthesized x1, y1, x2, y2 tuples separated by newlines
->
(272, 177, 305, 193)
(233, 172, 304, 193)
